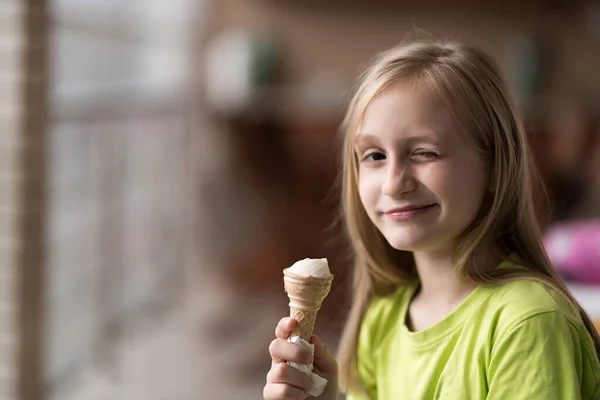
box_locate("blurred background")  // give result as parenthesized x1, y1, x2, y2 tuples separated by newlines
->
(1, 0, 599, 399)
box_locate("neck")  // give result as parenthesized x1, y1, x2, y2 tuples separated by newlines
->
(412, 241, 505, 304)
(412, 250, 473, 304)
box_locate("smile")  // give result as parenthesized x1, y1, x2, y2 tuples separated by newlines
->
(384, 204, 438, 221)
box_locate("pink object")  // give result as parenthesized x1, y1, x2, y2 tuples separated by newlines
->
(543, 220, 600, 284)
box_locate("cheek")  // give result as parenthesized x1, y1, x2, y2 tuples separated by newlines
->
(435, 160, 488, 213)
(358, 171, 381, 213)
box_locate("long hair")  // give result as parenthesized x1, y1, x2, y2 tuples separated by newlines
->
(337, 40, 600, 393)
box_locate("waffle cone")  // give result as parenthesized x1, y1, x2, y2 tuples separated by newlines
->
(283, 269, 333, 342)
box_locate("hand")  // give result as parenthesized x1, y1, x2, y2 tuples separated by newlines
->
(264, 317, 339, 400)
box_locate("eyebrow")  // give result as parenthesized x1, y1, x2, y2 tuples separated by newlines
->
(354, 133, 379, 147)
(354, 133, 441, 147)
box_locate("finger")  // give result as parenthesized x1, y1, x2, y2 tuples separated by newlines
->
(267, 362, 312, 391)
(275, 317, 295, 339)
(269, 338, 313, 365)
(311, 336, 338, 374)
(263, 383, 305, 400)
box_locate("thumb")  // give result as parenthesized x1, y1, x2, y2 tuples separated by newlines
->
(311, 335, 338, 373)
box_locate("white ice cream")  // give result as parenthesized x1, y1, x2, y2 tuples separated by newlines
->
(288, 258, 331, 278)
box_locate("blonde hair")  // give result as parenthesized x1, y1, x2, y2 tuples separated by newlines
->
(337, 40, 600, 393)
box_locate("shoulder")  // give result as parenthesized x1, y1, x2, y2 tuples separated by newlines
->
(481, 274, 582, 340)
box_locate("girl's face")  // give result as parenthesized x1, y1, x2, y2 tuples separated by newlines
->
(355, 82, 490, 254)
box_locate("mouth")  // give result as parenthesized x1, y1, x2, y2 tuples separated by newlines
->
(384, 204, 438, 220)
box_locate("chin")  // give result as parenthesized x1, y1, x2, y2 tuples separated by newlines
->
(383, 226, 462, 254)
(382, 231, 436, 252)
(387, 242, 429, 252)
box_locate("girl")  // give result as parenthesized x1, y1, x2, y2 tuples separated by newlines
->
(264, 40, 600, 399)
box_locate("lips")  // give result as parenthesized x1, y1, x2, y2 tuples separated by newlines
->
(383, 203, 438, 221)
(385, 204, 437, 214)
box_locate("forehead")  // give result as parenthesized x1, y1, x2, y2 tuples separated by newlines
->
(357, 81, 458, 143)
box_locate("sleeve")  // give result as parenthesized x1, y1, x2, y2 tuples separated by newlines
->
(345, 300, 382, 400)
(345, 336, 378, 400)
(486, 310, 586, 400)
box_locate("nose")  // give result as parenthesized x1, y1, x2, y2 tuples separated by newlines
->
(382, 161, 417, 198)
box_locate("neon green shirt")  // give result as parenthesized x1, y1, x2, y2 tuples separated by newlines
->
(347, 259, 600, 399)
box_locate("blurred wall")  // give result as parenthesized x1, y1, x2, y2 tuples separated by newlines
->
(0, 2, 28, 399)
(210, 1, 600, 103)
(41, 1, 196, 399)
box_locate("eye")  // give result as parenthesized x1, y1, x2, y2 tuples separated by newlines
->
(411, 150, 439, 160)
(363, 151, 386, 162)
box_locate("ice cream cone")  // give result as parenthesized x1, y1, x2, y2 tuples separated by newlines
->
(283, 269, 333, 342)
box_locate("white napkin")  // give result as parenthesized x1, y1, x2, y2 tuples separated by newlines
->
(286, 336, 328, 398)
